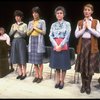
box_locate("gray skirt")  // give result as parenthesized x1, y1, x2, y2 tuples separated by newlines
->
(10, 38, 28, 65)
(28, 36, 43, 64)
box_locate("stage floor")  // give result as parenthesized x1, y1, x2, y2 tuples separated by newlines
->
(0, 63, 100, 99)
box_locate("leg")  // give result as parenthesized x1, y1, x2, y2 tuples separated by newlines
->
(38, 64, 43, 79)
(36, 64, 43, 83)
(20, 64, 27, 80)
(34, 64, 39, 78)
(16, 64, 22, 79)
(55, 69, 60, 88)
(59, 70, 66, 89)
(22, 64, 27, 76)
(80, 73, 86, 93)
(33, 64, 39, 82)
(85, 75, 92, 94)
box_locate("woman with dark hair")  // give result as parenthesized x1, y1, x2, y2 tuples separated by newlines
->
(75, 4, 100, 94)
(27, 7, 46, 83)
(9, 10, 28, 80)
(49, 6, 71, 89)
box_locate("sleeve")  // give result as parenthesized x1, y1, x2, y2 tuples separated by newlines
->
(75, 22, 86, 38)
(5, 34, 11, 46)
(9, 24, 16, 36)
(27, 21, 34, 36)
(49, 24, 58, 47)
(59, 22, 71, 47)
(35, 20, 46, 35)
(88, 20, 100, 38)
(17, 23, 27, 37)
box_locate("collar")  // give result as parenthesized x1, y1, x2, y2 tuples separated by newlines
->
(57, 19, 64, 24)
(16, 22, 23, 25)
(84, 17, 93, 21)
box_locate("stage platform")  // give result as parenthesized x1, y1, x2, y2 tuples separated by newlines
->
(0, 63, 100, 99)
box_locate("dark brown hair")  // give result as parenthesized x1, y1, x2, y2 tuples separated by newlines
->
(14, 10, 24, 18)
(32, 6, 41, 16)
(54, 6, 66, 16)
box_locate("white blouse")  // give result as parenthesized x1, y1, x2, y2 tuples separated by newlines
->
(75, 17, 100, 39)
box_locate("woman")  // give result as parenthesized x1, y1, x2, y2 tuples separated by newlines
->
(27, 7, 46, 83)
(9, 10, 28, 80)
(75, 4, 100, 94)
(49, 6, 71, 89)
(0, 27, 10, 46)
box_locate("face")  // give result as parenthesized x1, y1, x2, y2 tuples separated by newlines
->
(83, 6, 93, 18)
(56, 10, 64, 21)
(0, 29, 4, 35)
(15, 16, 22, 22)
(32, 12, 39, 20)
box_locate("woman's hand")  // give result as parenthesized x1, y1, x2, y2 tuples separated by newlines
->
(55, 45, 62, 52)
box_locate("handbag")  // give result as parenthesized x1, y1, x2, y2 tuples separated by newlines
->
(54, 38, 68, 51)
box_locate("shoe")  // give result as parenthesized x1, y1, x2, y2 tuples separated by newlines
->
(20, 75, 27, 80)
(59, 82, 64, 89)
(36, 78, 43, 83)
(86, 88, 91, 94)
(16, 75, 22, 79)
(55, 84, 60, 88)
(80, 86, 85, 93)
(33, 77, 39, 83)
(55, 82, 60, 88)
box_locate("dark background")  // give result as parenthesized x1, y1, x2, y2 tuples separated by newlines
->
(0, 0, 100, 49)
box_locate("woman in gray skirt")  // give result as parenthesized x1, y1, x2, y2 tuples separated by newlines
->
(49, 6, 71, 89)
(9, 10, 27, 80)
(27, 7, 46, 83)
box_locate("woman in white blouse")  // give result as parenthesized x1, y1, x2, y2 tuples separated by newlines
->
(75, 3, 100, 94)
(9, 10, 28, 80)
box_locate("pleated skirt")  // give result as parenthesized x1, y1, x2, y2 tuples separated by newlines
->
(28, 36, 43, 64)
(10, 38, 28, 64)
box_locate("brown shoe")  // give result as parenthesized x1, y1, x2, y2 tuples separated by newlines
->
(86, 88, 91, 94)
(33, 77, 39, 83)
(80, 86, 86, 93)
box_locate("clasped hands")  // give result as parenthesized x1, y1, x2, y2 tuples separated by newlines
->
(54, 45, 62, 52)
(83, 19, 91, 30)
(13, 24, 19, 31)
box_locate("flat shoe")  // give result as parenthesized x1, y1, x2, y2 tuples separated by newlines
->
(20, 75, 27, 80)
(16, 75, 22, 79)
(33, 77, 39, 82)
(36, 78, 43, 83)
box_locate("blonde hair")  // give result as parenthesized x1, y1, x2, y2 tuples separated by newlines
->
(84, 3, 94, 11)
